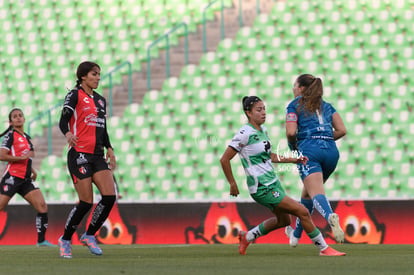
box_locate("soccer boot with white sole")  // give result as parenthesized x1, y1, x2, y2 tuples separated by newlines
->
(285, 225, 299, 248)
(328, 213, 345, 244)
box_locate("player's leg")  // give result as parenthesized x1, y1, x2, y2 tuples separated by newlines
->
(244, 209, 291, 242)
(303, 172, 344, 243)
(239, 182, 289, 255)
(0, 194, 11, 211)
(278, 195, 345, 256)
(79, 169, 116, 256)
(23, 187, 55, 246)
(86, 169, 116, 235)
(286, 187, 314, 247)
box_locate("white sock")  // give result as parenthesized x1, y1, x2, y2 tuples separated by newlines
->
(246, 225, 262, 242)
(310, 232, 328, 251)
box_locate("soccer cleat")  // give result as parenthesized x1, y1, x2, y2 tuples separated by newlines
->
(58, 236, 72, 259)
(238, 231, 251, 255)
(36, 240, 57, 247)
(328, 213, 345, 244)
(284, 226, 299, 248)
(80, 233, 103, 256)
(320, 246, 346, 256)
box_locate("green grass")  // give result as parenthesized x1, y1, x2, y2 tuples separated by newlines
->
(1, 244, 414, 275)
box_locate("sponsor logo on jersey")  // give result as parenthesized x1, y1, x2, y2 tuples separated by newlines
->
(76, 153, 88, 165)
(84, 114, 105, 128)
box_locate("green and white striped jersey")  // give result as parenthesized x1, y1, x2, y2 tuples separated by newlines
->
(229, 123, 278, 194)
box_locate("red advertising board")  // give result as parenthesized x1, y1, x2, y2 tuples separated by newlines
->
(0, 200, 412, 245)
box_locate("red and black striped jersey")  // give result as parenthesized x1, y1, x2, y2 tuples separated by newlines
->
(60, 87, 110, 155)
(1, 129, 33, 179)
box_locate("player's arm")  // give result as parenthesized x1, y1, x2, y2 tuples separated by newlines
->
(220, 146, 240, 197)
(0, 148, 30, 162)
(59, 91, 79, 146)
(31, 167, 37, 181)
(103, 124, 116, 170)
(285, 112, 298, 150)
(271, 153, 308, 165)
(332, 112, 347, 140)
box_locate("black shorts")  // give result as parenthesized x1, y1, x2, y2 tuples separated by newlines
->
(67, 147, 110, 183)
(0, 172, 38, 197)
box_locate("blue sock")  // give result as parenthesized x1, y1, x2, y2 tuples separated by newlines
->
(293, 198, 314, 238)
(312, 194, 333, 221)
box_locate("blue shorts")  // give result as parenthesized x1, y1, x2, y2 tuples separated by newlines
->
(297, 139, 339, 181)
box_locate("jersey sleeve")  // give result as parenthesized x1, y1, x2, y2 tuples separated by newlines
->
(63, 90, 78, 111)
(326, 102, 337, 115)
(26, 133, 34, 151)
(59, 90, 78, 135)
(0, 131, 13, 151)
(285, 100, 298, 123)
(228, 127, 249, 152)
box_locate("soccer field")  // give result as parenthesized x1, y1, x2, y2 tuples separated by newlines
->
(1, 244, 413, 275)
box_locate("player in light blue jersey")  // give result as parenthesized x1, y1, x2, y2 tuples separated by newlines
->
(220, 96, 345, 256)
(285, 74, 347, 247)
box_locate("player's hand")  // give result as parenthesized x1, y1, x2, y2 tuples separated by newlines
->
(65, 132, 78, 147)
(31, 169, 37, 181)
(229, 183, 240, 197)
(20, 150, 34, 160)
(106, 148, 116, 170)
(296, 155, 308, 165)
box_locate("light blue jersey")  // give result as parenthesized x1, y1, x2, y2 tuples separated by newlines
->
(286, 96, 339, 181)
(286, 96, 336, 142)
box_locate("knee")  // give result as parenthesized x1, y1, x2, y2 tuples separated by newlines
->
(38, 201, 48, 212)
(297, 205, 312, 221)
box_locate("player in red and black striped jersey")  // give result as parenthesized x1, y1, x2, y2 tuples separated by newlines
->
(57, 61, 117, 258)
(0, 108, 54, 247)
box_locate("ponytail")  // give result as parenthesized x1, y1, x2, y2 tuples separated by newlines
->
(75, 79, 81, 88)
(296, 74, 323, 114)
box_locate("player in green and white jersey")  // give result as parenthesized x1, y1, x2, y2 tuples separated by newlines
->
(220, 96, 345, 256)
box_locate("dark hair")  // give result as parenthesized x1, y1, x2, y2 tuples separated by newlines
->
(75, 61, 100, 87)
(0, 108, 23, 138)
(242, 96, 262, 112)
(296, 74, 323, 113)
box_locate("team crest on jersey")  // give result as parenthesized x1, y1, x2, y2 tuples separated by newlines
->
(76, 153, 88, 165)
(84, 97, 90, 104)
(272, 191, 280, 198)
(79, 166, 87, 175)
(3, 185, 8, 192)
